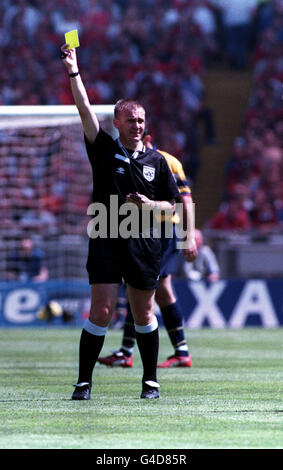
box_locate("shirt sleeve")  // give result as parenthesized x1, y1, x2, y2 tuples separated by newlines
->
(203, 246, 220, 275)
(157, 150, 191, 196)
(156, 155, 180, 202)
(174, 161, 191, 196)
(84, 128, 113, 164)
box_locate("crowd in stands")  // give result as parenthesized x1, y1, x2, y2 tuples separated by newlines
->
(0, 0, 222, 243)
(0, 123, 92, 239)
(0, 0, 283, 240)
(207, 0, 283, 233)
(1, 0, 229, 183)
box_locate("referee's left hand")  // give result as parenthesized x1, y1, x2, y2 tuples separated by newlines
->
(126, 193, 154, 210)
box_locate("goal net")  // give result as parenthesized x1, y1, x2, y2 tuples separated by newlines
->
(0, 105, 115, 281)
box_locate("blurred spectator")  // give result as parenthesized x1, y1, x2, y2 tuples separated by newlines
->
(249, 189, 277, 231)
(207, 198, 251, 231)
(179, 229, 220, 281)
(7, 236, 49, 281)
(254, 0, 283, 37)
(215, 0, 258, 69)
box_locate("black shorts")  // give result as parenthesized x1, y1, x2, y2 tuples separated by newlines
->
(160, 235, 179, 278)
(86, 237, 162, 290)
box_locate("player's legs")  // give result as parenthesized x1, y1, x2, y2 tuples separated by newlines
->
(120, 302, 136, 358)
(88, 283, 120, 326)
(155, 275, 191, 367)
(127, 284, 155, 325)
(97, 292, 136, 367)
(155, 273, 176, 307)
(127, 284, 160, 398)
(98, 235, 161, 371)
(72, 283, 120, 400)
(99, 250, 191, 368)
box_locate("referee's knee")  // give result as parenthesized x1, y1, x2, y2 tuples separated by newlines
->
(89, 305, 113, 327)
(133, 311, 156, 327)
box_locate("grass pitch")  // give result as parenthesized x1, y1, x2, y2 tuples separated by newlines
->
(0, 327, 282, 449)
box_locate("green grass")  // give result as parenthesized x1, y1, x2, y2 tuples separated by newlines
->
(0, 328, 282, 449)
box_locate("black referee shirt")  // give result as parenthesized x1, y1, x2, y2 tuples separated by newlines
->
(85, 128, 179, 210)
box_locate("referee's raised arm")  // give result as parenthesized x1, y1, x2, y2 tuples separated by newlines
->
(60, 43, 99, 144)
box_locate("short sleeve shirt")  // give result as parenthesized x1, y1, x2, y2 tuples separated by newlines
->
(157, 150, 191, 196)
(85, 129, 179, 209)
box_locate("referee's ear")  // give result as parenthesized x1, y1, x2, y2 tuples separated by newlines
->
(142, 134, 152, 148)
(113, 117, 119, 130)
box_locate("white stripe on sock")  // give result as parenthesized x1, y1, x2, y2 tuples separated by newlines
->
(145, 380, 160, 388)
(176, 344, 189, 352)
(83, 318, 108, 336)
(121, 346, 134, 354)
(134, 316, 158, 334)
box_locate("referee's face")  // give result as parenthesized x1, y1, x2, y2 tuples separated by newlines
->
(114, 106, 145, 150)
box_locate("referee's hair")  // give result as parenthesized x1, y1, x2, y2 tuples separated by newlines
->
(114, 98, 145, 117)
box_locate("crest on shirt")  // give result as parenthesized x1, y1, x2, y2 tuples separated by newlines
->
(143, 165, 155, 182)
(116, 167, 125, 174)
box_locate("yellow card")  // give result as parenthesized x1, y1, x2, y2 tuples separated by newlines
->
(65, 30, 80, 49)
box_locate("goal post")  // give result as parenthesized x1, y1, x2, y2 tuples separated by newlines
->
(0, 105, 115, 115)
(0, 105, 116, 132)
(0, 104, 115, 281)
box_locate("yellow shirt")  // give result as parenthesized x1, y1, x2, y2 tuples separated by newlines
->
(157, 150, 191, 224)
(158, 150, 191, 197)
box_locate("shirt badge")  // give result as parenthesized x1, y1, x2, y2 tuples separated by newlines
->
(116, 167, 125, 174)
(143, 165, 155, 182)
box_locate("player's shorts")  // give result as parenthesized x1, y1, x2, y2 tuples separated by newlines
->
(86, 236, 162, 290)
(160, 234, 179, 278)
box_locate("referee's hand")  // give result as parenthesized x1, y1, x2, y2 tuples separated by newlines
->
(126, 192, 153, 210)
(60, 43, 78, 72)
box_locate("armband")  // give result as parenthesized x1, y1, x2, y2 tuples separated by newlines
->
(69, 72, 80, 78)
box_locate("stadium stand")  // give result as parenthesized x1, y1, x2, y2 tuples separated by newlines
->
(206, 0, 283, 234)
(0, 121, 92, 279)
(0, 0, 219, 279)
(0, 0, 283, 280)
(0, 0, 222, 182)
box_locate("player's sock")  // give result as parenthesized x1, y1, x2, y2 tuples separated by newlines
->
(135, 317, 159, 384)
(161, 302, 189, 357)
(120, 302, 136, 357)
(77, 319, 108, 384)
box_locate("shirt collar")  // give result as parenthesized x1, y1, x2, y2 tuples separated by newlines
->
(116, 138, 146, 159)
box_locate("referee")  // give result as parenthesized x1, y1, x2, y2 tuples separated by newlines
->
(98, 133, 198, 368)
(61, 44, 179, 400)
